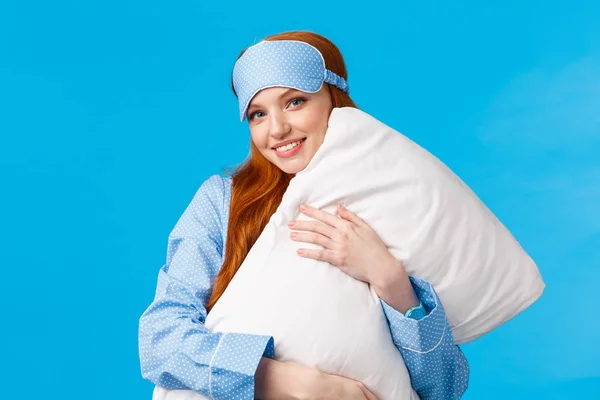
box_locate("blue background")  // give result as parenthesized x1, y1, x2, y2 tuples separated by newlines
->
(1, 0, 599, 398)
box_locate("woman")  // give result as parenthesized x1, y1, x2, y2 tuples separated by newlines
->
(139, 31, 469, 400)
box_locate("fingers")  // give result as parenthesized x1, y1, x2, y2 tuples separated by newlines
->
(289, 218, 337, 239)
(337, 204, 369, 228)
(296, 248, 339, 266)
(357, 383, 379, 400)
(290, 231, 335, 249)
(298, 203, 347, 230)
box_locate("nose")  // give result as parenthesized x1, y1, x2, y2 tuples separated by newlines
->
(268, 110, 291, 139)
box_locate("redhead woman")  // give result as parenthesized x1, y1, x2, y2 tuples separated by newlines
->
(139, 31, 470, 400)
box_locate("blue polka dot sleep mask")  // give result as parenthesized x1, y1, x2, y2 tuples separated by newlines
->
(232, 40, 350, 122)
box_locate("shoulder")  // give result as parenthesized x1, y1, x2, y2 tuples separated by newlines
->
(168, 174, 233, 248)
(188, 174, 232, 228)
(195, 174, 232, 201)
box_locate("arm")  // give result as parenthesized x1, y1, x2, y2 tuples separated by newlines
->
(138, 175, 275, 400)
(140, 176, 376, 400)
(288, 204, 469, 398)
(377, 275, 470, 399)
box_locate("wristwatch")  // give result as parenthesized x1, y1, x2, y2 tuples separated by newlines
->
(404, 301, 427, 320)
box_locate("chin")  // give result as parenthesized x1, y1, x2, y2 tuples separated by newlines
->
(278, 160, 308, 175)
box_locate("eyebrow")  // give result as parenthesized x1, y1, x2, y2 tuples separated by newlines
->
(247, 88, 299, 114)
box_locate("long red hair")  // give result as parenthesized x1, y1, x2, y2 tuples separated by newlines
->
(206, 31, 359, 311)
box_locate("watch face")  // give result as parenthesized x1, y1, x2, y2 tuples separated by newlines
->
(414, 309, 427, 320)
(406, 304, 427, 320)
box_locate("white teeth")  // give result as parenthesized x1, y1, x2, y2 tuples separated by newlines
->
(275, 139, 304, 152)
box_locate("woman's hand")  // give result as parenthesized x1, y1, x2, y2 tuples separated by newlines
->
(313, 372, 380, 400)
(289, 204, 392, 284)
(255, 357, 378, 400)
(289, 203, 420, 313)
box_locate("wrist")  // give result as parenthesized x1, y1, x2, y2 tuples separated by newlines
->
(255, 357, 321, 400)
(369, 256, 404, 294)
(255, 358, 292, 400)
(371, 258, 419, 314)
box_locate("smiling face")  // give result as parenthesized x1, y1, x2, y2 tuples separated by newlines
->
(246, 86, 333, 175)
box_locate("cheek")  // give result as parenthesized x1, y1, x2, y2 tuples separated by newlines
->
(250, 130, 267, 148)
(308, 111, 329, 141)
(300, 109, 327, 134)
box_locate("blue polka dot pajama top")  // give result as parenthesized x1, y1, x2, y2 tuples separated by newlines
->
(139, 174, 470, 399)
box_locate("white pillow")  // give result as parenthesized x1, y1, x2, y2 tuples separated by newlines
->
(155, 107, 544, 400)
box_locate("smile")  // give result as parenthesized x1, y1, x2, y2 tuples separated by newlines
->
(274, 138, 306, 152)
(273, 138, 307, 158)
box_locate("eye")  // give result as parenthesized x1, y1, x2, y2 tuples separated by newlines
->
(288, 97, 306, 108)
(248, 111, 265, 121)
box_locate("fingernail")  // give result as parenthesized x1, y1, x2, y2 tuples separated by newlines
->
(288, 220, 295, 226)
(299, 204, 307, 210)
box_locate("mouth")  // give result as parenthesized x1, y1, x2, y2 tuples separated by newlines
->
(273, 137, 307, 151)
(272, 137, 307, 158)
